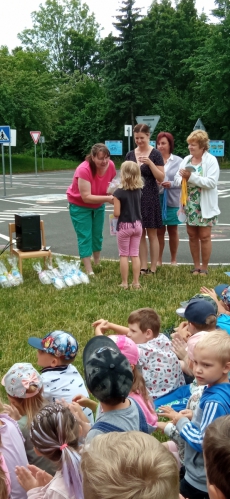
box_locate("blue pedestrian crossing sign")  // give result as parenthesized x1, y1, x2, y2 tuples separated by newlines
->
(0, 126, 11, 144)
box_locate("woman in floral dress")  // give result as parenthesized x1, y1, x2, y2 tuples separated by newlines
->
(174, 130, 220, 275)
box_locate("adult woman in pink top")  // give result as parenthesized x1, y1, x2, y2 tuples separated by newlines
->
(67, 143, 116, 274)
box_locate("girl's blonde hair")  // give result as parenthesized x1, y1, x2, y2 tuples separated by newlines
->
(120, 161, 144, 190)
(8, 385, 44, 426)
(81, 431, 179, 499)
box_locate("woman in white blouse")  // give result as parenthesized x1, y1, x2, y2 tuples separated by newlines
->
(157, 132, 182, 266)
(174, 130, 220, 275)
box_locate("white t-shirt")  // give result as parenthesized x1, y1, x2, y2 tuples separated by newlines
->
(138, 334, 185, 400)
(41, 364, 94, 424)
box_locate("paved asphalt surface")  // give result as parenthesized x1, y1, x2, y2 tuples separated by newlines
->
(0, 169, 230, 265)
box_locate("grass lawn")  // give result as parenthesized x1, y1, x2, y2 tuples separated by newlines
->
(1, 153, 230, 174)
(0, 257, 229, 439)
(1, 257, 228, 381)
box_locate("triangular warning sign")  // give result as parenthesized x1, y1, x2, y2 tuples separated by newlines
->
(0, 129, 9, 141)
(30, 131, 41, 144)
(193, 119, 206, 131)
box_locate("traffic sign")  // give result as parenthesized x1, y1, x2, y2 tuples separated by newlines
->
(30, 131, 41, 144)
(3, 129, 17, 147)
(105, 141, 123, 155)
(135, 115, 160, 134)
(193, 119, 206, 131)
(0, 126, 10, 144)
(124, 125, 132, 137)
(209, 140, 225, 157)
(39, 136, 45, 144)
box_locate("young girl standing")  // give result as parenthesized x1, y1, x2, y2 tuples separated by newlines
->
(113, 161, 143, 289)
(15, 403, 83, 499)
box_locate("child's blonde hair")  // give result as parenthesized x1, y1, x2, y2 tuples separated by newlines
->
(8, 386, 44, 426)
(81, 431, 179, 499)
(195, 329, 230, 365)
(120, 161, 144, 190)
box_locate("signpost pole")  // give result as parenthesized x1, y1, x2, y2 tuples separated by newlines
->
(35, 143, 37, 176)
(128, 128, 130, 152)
(9, 143, 12, 187)
(41, 141, 44, 170)
(1, 144, 6, 197)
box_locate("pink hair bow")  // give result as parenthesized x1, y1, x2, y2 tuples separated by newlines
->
(21, 372, 39, 389)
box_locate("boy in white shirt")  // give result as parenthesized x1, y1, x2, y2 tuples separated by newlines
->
(93, 308, 185, 400)
(28, 330, 93, 423)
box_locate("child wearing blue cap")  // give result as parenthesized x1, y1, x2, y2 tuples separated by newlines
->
(28, 330, 93, 424)
(200, 285, 230, 334)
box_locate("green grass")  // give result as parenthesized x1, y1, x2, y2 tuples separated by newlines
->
(0, 257, 228, 381)
(1, 154, 78, 174)
(0, 257, 228, 440)
(1, 153, 229, 174)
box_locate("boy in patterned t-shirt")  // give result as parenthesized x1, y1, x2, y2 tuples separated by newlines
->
(93, 308, 185, 400)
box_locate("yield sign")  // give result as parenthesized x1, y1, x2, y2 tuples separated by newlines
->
(30, 131, 41, 144)
(135, 115, 160, 134)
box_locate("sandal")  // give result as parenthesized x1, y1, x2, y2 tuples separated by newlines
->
(118, 283, 129, 290)
(130, 283, 142, 289)
(199, 270, 208, 275)
(140, 268, 148, 275)
(190, 269, 200, 275)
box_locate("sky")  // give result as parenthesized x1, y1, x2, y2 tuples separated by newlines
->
(0, 0, 216, 51)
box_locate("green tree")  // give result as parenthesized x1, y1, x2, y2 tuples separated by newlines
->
(185, 0, 230, 154)
(140, 0, 209, 151)
(18, 0, 100, 72)
(0, 48, 56, 150)
(102, 0, 152, 134)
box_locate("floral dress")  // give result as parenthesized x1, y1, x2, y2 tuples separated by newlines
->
(185, 162, 218, 226)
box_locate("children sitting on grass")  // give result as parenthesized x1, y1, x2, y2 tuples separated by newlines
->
(93, 307, 185, 400)
(203, 415, 230, 499)
(27, 330, 93, 423)
(160, 330, 230, 499)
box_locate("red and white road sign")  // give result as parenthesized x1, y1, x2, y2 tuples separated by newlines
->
(30, 131, 41, 144)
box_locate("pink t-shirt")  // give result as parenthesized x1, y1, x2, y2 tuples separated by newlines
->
(66, 160, 116, 209)
(129, 392, 158, 426)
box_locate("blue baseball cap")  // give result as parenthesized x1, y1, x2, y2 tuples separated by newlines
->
(184, 299, 216, 324)
(28, 330, 78, 360)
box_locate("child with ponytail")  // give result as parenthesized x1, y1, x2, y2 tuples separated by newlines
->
(15, 403, 83, 499)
